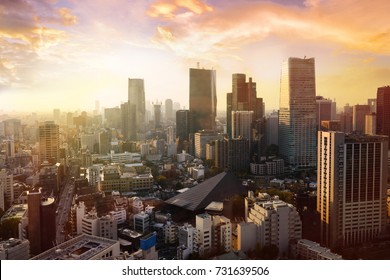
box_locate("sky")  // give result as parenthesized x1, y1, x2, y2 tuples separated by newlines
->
(1, 0, 390, 114)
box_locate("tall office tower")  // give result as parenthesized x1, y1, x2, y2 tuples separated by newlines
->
(279, 57, 317, 167)
(215, 138, 250, 172)
(368, 98, 377, 113)
(176, 110, 192, 152)
(352, 104, 370, 133)
(316, 96, 332, 129)
(104, 107, 121, 129)
(128, 78, 146, 139)
(266, 111, 279, 146)
(189, 68, 217, 132)
(377, 86, 390, 141)
(5, 139, 15, 158)
(27, 190, 41, 255)
(99, 130, 110, 155)
(165, 99, 173, 122)
(317, 131, 388, 249)
(226, 92, 232, 137)
(153, 103, 162, 129)
(365, 113, 376, 135)
(232, 111, 253, 141)
(39, 121, 59, 164)
(227, 74, 264, 138)
(339, 104, 353, 133)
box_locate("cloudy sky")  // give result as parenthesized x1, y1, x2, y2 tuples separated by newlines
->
(1, 0, 390, 113)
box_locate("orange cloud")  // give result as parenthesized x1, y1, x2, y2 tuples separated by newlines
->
(150, 0, 390, 61)
(148, 0, 212, 18)
(58, 7, 78, 26)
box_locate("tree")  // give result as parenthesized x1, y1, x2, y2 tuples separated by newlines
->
(0, 218, 21, 240)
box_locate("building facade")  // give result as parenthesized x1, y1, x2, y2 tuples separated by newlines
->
(377, 86, 390, 142)
(39, 121, 59, 164)
(279, 57, 317, 167)
(317, 131, 388, 249)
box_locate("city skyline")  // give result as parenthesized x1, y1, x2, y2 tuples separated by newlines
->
(1, 0, 390, 113)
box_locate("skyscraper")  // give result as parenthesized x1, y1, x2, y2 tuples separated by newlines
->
(316, 96, 332, 130)
(317, 131, 388, 249)
(189, 68, 216, 132)
(376, 86, 390, 142)
(39, 121, 59, 164)
(153, 103, 162, 129)
(227, 74, 264, 138)
(128, 78, 146, 140)
(231, 111, 253, 141)
(352, 104, 370, 133)
(165, 99, 173, 122)
(279, 57, 317, 167)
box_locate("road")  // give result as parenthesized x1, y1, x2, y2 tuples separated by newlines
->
(55, 179, 75, 244)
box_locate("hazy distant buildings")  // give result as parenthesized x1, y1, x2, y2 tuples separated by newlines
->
(153, 103, 162, 129)
(377, 86, 390, 142)
(352, 104, 370, 134)
(39, 121, 59, 164)
(127, 78, 146, 140)
(317, 131, 388, 249)
(266, 111, 279, 146)
(279, 57, 317, 167)
(339, 104, 353, 133)
(215, 138, 250, 172)
(165, 99, 173, 121)
(104, 107, 121, 129)
(365, 113, 376, 135)
(189, 68, 217, 132)
(316, 96, 335, 130)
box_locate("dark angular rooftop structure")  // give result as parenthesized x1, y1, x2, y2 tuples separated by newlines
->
(165, 172, 246, 211)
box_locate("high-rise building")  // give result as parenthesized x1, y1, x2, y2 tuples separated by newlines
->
(0, 169, 13, 211)
(153, 102, 162, 129)
(266, 111, 279, 146)
(339, 104, 353, 133)
(352, 104, 370, 133)
(128, 78, 146, 140)
(317, 131, 388, 249)
(39, 121, 59, 164)
(377, 86, 390, 142)
(195, 213, 212, 257)
(279, 57, 317, 167)
(176, 110, 191, 142)
(231, 111, 253, 141)
(165, 99, 173, 122)
(27, 189, 56, 256)
(215, 138, 250, 172)
(104, 107, 121, 129)
(227, 74, 264, 138)
(194, 131, 223, 159)
(316, 96, 333, 130)
(368, 98, 377, 113)
(365, 113, 376, 135)
(189, 68, 217, 132)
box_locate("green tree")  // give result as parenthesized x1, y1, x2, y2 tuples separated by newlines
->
(0, 218, 21, 240)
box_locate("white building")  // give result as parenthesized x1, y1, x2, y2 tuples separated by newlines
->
(236, 222, 257, 254)
(109, 209, 126, 225)
(212, 215, 232, 254)
(248, 198, 302, 257)
(178, 223, 195, 258)
(76, 201, 86, 235)
(195, 213, 212, 257)
(0, 238, 30, 260)
(81, 209, 117, 240)
(164, 221, 178, 244)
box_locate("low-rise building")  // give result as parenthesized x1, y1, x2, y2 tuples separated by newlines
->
(0, 238, 30, 260)
(295, 239, 342, 260)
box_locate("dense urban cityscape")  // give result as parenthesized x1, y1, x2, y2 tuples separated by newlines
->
(1, 0, 390, 261)
(1, 58, 389, 260)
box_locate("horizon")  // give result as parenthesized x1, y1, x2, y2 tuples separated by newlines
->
(1, 0, 390, 113)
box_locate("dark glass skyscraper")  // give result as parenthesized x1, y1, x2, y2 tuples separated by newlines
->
(189, 68, 216, 132)
(377, 86, 390, 142)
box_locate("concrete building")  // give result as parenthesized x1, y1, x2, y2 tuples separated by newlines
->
(247, 198, 302, 257)
(0, 238, 30, 260)
(250, 159, 285, 176)
(321, 120, 340, 131)
(31, 234, 120, 260)
(316, 96, 333, 130)
(279, 57, 317, 167)
(164, 221, 178, 244)
(81, 209, 117, 240)
(195, 213, 212, 257)
(189, 68, 217, 132)
(165, 99, 174, 121)
(215, 138, 250, 172)
(236, 222, 257, 254)
(133, 211, 150, 233)
(153, 102, 162, 129)
(212, 215, 232, 254)
(317, 131, 388, 249)
(266, 111, 279, 146)
(194, 131, 223, 159)
(0, 169, 13, 211)
(178, 223, 195, 259)
(295, 239, 342, 260)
